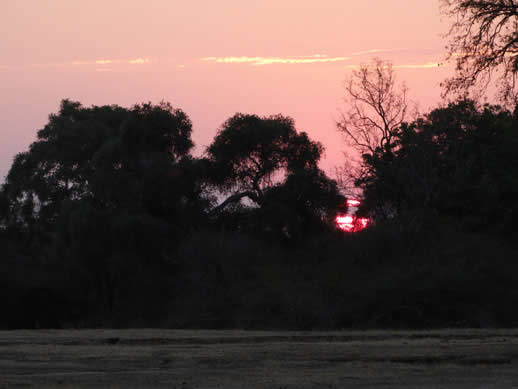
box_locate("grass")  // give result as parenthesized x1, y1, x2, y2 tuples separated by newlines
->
(1, 329, 518, 388)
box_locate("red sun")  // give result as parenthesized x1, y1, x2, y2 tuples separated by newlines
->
(335, 199, 369, 232)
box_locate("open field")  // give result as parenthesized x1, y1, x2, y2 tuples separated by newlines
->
(1, 329, 518, 388)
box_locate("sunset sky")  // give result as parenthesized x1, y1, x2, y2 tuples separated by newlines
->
(1, 0, 454, 181)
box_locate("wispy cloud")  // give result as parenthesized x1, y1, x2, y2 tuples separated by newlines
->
(394, 62, 443, 69)
(95, 59, 114, 65)
(74, 57, 152, 66)
(201, 50, 445, 68)
(351, 48, 439, 56)
(128, 58, 151, 64)
(351, 48, 406, 56)
(3, 58, 155, 70)
(344, 62, 444, 70)
(201, 55, 350, 66)
(30, 62, 69, 68)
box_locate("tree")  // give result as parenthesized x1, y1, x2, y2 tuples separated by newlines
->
(207, 113, 322, 211)
(3, 99, 206, 229)
(336, 58, 414, 200)
(0, 187, 8, 228)
(357, 99, 518, 231)
(258, 168, 345, 238)
(442, 0, 518, 103)
(1, 99, 210, 315)
(206, 113, 344, 237)
(337, 58, 413, 155)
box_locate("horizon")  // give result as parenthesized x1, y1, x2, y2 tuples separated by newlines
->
(1, 0, 453, 183)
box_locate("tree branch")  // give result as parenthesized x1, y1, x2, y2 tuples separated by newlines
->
(208, 191, 259, 216)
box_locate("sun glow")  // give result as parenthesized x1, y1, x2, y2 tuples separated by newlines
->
(346, 199, 361, 207)
(336, 199, 369, 232)
(336, 215, 370, 232)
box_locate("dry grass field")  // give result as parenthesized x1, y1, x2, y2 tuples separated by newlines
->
(1, 329, 518, 388)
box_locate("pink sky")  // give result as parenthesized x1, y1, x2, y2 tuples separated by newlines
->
(0, 0, 453, 181)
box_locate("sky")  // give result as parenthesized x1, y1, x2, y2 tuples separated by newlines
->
(0, 0, 454, 182)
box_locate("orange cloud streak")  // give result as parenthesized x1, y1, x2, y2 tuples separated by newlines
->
(201, 55, 350, 66)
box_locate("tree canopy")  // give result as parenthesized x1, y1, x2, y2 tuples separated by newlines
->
(442, 0, 518, 103)
(3, 95, 518, 330)
(207, 113, 322, 207)
(206, 113, 344, 237)
(2, 99, 206, 231)
(357, 99, 518, 232)
(1, 101, 346, 247)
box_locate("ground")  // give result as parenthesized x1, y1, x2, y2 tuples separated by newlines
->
(1, 329, 518, 388)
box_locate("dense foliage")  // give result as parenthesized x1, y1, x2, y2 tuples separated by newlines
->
(206, 113, 344, 239)
(1, 98, 518, 329)
(0, 100, 346, 327)
(358, 100, 518, 235)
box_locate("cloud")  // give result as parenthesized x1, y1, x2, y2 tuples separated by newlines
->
(1, 57, 154, 72)
(25, 58, 154, 68)
(71, 61, 92, 66)
(95, 59, 114, 65)
(90, 58, 152, 66)
(351, 48, 438, 56)
(394, 62, 443, 69)
(129, 58, 151, 64)
(351, 48, 405, 56)
(201, 50, 444, 67)
(344, 61, 444, 70)
(201, 55, 350, 66)
(30, 62, 69, 68)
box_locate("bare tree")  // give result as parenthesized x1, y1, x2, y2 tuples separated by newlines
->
(441, 0, 518, 104)
(337, 58, 413, 155)
(336, 58, 414, 196)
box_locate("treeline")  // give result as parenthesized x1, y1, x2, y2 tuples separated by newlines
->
(1, 99, 518, 329)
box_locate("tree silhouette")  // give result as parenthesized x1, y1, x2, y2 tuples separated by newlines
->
(3, 99, 206, 229)
(442, 0, 518, 103)
(206, 113, 344, 237)
(258, 167, 345, 238)
(358, 99, 518, 230)
(207, 114, 322, 211)
(337, 58, 413, 155)
(336, 58, 415, 200)
(1, 99, 209, 312)
(0, 188, 8, 228)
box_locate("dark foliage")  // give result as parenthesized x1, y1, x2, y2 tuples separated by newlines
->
(358, 100, 518, 235)
(1, 100, 209, 325)
(168, 220, 518, 329)
(2, 99, 518, 330)
(442, 0, 518, 103)
(206, 113, 344, 240)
